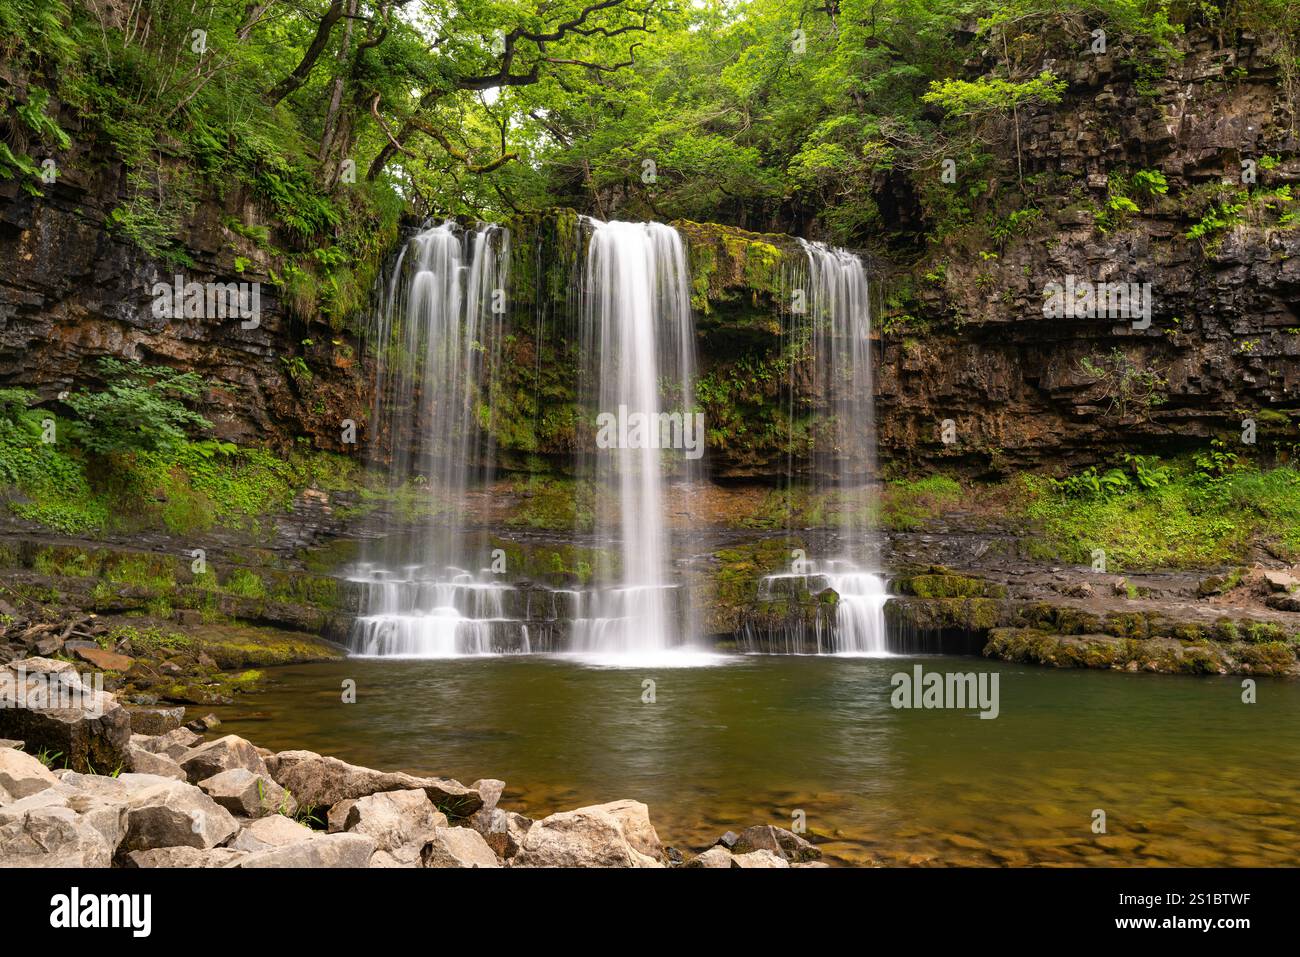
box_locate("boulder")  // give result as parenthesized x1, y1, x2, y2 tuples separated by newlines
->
(420, 826, 501, 868)
(0, 801, 114, 867)
(238, 832, 374, 868)
(126, 746, 187, 781)
(0, 658, 132, 774)
(685, 846, 734, 868)
(511, 800, 664, 868)
(1262, 570, 1296, 592)
(341, 789, 445, 866)
(197, 768, 296, 818)
(473, 808, 532, 859)
(118, 777, 240, 851)
(731, 825, 821, 863)
(265, 750, 482, 816)
(186, 714, 221, 733)
(731, 849, 790, 868)
(122, 846, 246, 868)
(228, 814, 316, 853)
(135, 727, 200, 761)
(0, 739, 24, 750)
(326, 799, 357, 833)
(179, 735, 269, 783)
(0, 747, 58, 802)
(126, 707, 185, 736)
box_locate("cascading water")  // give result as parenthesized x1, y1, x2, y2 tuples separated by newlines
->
(750, 239, 889, 655)
(569, 219, 703, 662)
(348, 221, 538, 657)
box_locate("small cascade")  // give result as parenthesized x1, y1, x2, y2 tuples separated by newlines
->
(349, 221, 538, 657)
(347, 564, 536, 657)
(754, 238, 888, 654)
(742, 559, 890, 655)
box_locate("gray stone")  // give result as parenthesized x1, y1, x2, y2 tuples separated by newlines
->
(228, 814, 316, 853)
(0, 747, 58, 801)
(266, 750, 482, 816)
(179, 734, 269, 783)
(126, 706, 185, 736)
(512, 799, 664, 868)
(731, 824, 821, 862)
(473, 808, 532, 860)
(420, 826, 501, 868)
(122, 846, 246, 868)
(197, 768, 296, 818)
(126, 746, 187, 781)
(342, 789, 445, 865)
(685, 846, 734, 868)
(238, 832, 375, 868)
(135, 727, 200, 761)
(119, 777, 240, 851)
(0, 801, 114, 867)
(731, 849, 790, 868)
(0, 658, 132, 774)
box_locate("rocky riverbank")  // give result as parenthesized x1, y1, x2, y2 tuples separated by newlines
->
(0, 655, 824, 868)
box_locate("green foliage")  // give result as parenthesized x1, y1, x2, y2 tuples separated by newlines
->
(1027, 458, 1300, 569)
(64, 358, 211, 455)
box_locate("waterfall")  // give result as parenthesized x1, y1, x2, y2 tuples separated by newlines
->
(753, 239, 889, 655)
(568, 219, 703, 662)
(348, 221, 533, 657)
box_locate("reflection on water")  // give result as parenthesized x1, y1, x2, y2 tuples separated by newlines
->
(211, 656, 1300, 866)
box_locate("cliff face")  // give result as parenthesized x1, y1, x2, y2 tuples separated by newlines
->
(2, 28, 1298, 479)
(876, 29, 1300, 475)
(0, 72, 370, 452)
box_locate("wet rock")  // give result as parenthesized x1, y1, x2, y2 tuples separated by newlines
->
(237, 832, 375, 868)
(123, 846, 247, 868)
(731, 849, 790, 868)
(228, 814, 316, 853)
(420, 826, 501, 868)
(265, 750, 482, 816)
(197, 768, 295, 818)
(0, 658, 132, 774)
(179, 734, 270, 783)
(512, 799, 665, 868)
(126, 706, 185, 736)
(0, 746, 58, 801)
(731, 824, 821, 863)
(715, 830, 739, 849)
(186, 714, 221, 733)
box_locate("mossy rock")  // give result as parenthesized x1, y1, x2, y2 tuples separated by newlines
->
(898, 572, 1007, 599)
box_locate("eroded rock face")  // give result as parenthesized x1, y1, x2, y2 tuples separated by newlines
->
(512, 799, 664, 868)
(265, 751, 483, 816)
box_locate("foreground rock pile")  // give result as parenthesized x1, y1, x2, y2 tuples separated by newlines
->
(0, 657, 824, 868)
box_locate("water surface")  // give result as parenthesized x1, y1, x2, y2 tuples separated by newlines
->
(213, 655, 1300, 866)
